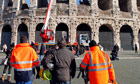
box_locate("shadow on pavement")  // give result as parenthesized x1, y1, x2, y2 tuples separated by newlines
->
(0, 79, 16, 84)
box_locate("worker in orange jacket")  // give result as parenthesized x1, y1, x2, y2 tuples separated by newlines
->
(80, 40, 117, 84)
(10, 36, 40, 84)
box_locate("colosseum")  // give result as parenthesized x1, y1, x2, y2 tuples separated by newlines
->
(0, 0, 140, 51)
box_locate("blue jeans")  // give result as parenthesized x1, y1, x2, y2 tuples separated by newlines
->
(16, 80, 33, 84)
(50, 80, 71, 84)
(40, 55, 44, 62)
(76, 50, 79, 57)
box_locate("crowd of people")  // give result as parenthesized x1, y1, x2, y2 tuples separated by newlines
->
(0, 36, 118, 84)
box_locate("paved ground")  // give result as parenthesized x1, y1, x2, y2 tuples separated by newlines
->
(0, 51, 140, 84)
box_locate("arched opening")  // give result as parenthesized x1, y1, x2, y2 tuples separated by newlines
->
(8, 0, 13, 7)
(56, 0, 69, 4)
(120, 25, 133, 50)
(99, 25, 113, 51)
(119, 0, 131, 12)
(21, 0, 29, 10)
(137, 0, 140, 11)
(1, 25, 12, 49)
(38, 0, 48, 8)
(36, 23, 44, 43)
(55, 23, 69, 43)
(98, 0, 112, 10)
(17, 23, 28, 44)
(77, 23, 91, 44)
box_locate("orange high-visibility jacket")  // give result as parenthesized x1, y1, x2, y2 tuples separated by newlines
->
(10, 43, 39, 71)
(81, 46, 116, 84)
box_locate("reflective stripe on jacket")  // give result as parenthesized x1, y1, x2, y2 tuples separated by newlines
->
(80, 46, 116, 84)
(10, 43, 39, 81)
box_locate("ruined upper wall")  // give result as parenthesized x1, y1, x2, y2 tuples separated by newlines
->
(0, 0, 137, 11)
(0, 0, 139, 18)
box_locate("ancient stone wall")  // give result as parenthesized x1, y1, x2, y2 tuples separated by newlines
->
(0, 0, 140, 51)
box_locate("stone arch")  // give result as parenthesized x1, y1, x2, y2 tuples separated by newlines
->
(119, 0, 131, 12)
(56, 0, 69, 3)
(35, 23, 44, 43)
(76, 23, 91, 43)
(98, 0, 112, 10)
(1, 25, 12, 49)
(21, 0, 29, 10)
(137, 0, 140, 11)
(120, 25, 133, 50)
(99, 24, 113, 51)
(3, 0, 13, 8)
(55, 23, 69, 42)
(8, 0, 13, 7)
(38, 0, 48, 8)
(17, 23, 28, 44)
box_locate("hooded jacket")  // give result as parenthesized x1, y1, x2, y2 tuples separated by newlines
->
(10, 43, 39, 82)
(42, 47, 76, 82)
(81, 46, 116, 84)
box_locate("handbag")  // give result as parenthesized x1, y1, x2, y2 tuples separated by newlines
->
(1, 58, 8, 65)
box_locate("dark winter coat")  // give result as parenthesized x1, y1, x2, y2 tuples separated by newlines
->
(39, 44, 45, 55)
(41, 47, 76, 82)
(113, 45, 119, 52)
(111, 50, 117, 56)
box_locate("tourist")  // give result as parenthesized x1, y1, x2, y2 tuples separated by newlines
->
(1, 43, 15, 82)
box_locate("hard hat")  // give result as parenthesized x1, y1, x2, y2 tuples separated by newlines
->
(47, 63, 54, 69)
(39, 68, 52, 80)
(43, 69, 52, 80)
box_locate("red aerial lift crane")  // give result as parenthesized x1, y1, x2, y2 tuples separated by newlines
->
(39, 0, 87, 55)
(40, 0, 54, 43)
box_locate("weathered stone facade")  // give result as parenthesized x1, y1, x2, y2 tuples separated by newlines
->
(0, 0, 140, 51)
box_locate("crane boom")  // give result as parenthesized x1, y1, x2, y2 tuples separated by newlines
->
(40, 0, 54, 43)
(42, 0, 53, 31)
